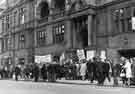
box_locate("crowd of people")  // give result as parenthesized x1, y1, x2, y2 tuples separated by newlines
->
(0, 57, 135, 86)
(119, 58, 135, 86)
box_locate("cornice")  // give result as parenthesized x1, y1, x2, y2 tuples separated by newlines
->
(96, 0, 133, 10)
(0, 0, 133, 17)
(1, 0, 34, 15)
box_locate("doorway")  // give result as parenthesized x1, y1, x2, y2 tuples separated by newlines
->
(74, 16, 88, 48)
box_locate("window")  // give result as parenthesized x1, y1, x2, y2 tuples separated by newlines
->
(6, 15, 9, 30)
(120, 19, 125, 32)
(119, 8, 124, 17)
(14, 11, 17, 26)
(53, 24, 65, 43)
(127, 18, 132, 32)
(19, 34, 25, 48)
(1, 39, 4, 52)
(37, 31, 47, 47)
(3, 37, 8, 51)
(114, 9, 119, 20)
(19, 8, 25, 24)
(114, 20, 119, 32)
(113, 8, 125, 19)
(2, 17, 4, 32)
(7, 36, 11, 50)
(9, 14, 13, 27)
(113, 7, 133, 33)
(125, 7, 132, 17)
(113, 9, 120, 33)
(133, 7, 135, 17)
(40, 2, 49, 18)
(55, 0, 65, 10)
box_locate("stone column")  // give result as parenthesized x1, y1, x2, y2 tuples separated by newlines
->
(65, 20, 72, 48)
(75, 21, 81, 48)
(72, 21, 76, 48)
(34, 3, 38, 48)
(88, 15, 92, 46)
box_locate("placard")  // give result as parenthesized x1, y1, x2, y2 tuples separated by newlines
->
(100, 50, 106, 61)
(86, 50, 95, 60)
(132, 17, 135, 30)
(77, 49, 86, 61)
(35, 54, 52, 64)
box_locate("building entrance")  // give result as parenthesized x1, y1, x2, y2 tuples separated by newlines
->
(74, 16, 88, 48)
(118, 49, 135, 59)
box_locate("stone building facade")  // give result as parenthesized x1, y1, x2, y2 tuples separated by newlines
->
(0, 0, 135, 67)
(0, 0, 35, 67)
(96, 0, 135, 63)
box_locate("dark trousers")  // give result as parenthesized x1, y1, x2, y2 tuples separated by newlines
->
(15, 74, 19, 81)
(97, 72, 105, 85)
(47, 72, 56, 82)
(87, 72, 95, 83)
(34, 76, 39, 82)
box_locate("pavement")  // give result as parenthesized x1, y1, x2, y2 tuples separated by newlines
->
(11, 77, 135, 88)
(56, 78, 122, 87)
(0, 80, 135, 94)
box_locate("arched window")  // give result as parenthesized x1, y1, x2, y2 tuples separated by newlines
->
(40, 2, 49, 18)
(55, 0, 65, 10)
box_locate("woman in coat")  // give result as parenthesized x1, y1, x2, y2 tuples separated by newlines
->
(123, 59, 132, 85)
(80, 61, 87, 80)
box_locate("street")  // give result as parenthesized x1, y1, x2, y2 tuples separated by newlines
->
(0, 80, 134, 94)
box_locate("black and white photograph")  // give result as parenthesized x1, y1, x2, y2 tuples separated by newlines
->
(0, 0, 135, 94)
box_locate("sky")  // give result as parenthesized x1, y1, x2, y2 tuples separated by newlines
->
(0, 0, 6, 5)
(0, 0, 6, 9)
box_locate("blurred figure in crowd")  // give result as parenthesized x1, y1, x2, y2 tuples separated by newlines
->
(32, 63, 40, 82)
(123, 59, 132, 85)
(87, 59, 95, 83)
(80, 60, 87, 80)
(75, 63, 80, 80)
(14, 65, 21, 81)
(41, 64, 47, 81)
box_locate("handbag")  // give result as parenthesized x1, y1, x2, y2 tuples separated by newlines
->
(120, 69, 126, 77)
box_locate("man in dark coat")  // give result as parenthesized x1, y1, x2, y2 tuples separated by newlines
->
(14, 65, 21, 81)
(41, 64, 47, 81)
(32, 63, 40, 82)
(113, 63, 121, 86)
(87, 60, 96, 83)
(95, 58, 105, 85)
(104, 59, 112, 82)
(47, 63, 57, 82)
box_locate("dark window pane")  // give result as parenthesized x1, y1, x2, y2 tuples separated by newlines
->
(133, 7, 135, 17)
(53, 24, 65, 43)
(115, 20, 119, 32)
(127, 18, 132, 32)
(120, 19, 125, 32)
(126, 7, 132, 17)
(37, 31, 47, 47)
(120, 8, 124, 17)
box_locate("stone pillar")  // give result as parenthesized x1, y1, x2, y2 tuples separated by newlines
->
(34, 29, 37, 48)
(74, 21, 81, 48)
(88, 15, 92, 46)
(47, 25, 53, 45)
(72, 22, 76, 48)
(65, 20, 72, 48)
